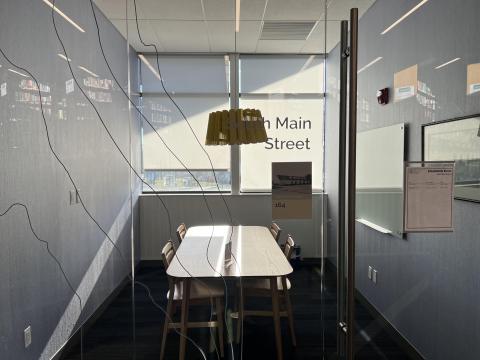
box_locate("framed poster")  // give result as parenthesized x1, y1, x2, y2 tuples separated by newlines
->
(404, 162, 455, 232)
(422, 115, 480, 203)
(272, 162, 312, 219)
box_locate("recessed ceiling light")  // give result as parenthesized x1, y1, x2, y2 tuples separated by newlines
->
(235, 0, 241, 33)
(42, 0, 86, 33)
(358, 57, 383, 74)
(381, 0, 428, 35)
(57, 53, 72, 62)
(8, 68, 28, 77)
(78, 66, 99, 78)
(435, 57, 461, 70)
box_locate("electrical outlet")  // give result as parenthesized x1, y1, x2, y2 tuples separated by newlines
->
(372, 269, 378, 284)
(368, 266, 373, 280)
(24, 326, 31, 348)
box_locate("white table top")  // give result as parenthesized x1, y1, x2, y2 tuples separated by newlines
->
(166, 225, 293, 278)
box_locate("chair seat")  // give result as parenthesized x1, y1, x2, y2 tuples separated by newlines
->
(168, 279, 224, 300)
(241, 277, 291, 291)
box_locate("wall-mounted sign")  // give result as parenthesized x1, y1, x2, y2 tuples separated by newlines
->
(272, 162, 312, 219)
(394, 64, 417, 102)
(467, 63, 480, 95)
(404, 162, 455, 232)
(65, 79, 74, 94)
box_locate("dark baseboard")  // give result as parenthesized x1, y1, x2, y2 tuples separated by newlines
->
(52, 275, 131, 360)
(355, 290, 425, 360)
(138, 259, 164, 268)
(324, 258, 424, 360)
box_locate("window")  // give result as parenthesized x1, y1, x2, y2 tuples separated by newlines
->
(239, 55, 325, 192)
(140, 55, 231, 192)
(140, 54, 324, 193)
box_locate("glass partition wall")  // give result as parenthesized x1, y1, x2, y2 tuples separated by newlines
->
(352, 1, 480, 359)
(0, 0, 368, 358)
(132, 1, 331, 360)
(0, 0, 138, 359)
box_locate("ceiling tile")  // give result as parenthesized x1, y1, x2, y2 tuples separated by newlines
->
(95, 0, 376, 53)
(111, 19, 166, 52)
(202, 0, 267, 21)
(152, 20, 210, 52)
(264, 0, 326, 21)
(95, 0, 205, 20)
(327, 0, 376, 21)
(206, 20, 263, 52)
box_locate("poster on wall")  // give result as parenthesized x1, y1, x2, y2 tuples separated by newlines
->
(65, 79, 74, 94)
(272, 162, 312, 219)
(403, 162, 455, 232)
(467, 63, 480, 95)
(394, 64, 418, 101)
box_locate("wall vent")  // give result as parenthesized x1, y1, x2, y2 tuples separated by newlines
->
(260, 21, 316, 40)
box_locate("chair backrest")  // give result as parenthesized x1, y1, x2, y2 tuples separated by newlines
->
(283, 235, 295, 260)
(270, 222, 282, 243)
(176, 223, 187, 244)
(161, 241, 176, 269)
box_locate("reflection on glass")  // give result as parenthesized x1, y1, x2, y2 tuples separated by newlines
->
(239, 55, 324, 192)
(144, 169, 231, 192)
(424, 116, 480, 202)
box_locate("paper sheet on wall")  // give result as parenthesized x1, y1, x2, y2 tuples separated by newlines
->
(272, 162, 312, 219)
(404, 162, 454, 232)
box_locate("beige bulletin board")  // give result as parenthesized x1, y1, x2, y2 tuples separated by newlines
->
(467, 63, 480, 95)
(394, 64, 418, 102)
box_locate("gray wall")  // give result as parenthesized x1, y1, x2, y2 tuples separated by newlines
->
(325, 0, 480, 358)
(0, 1, 140, 359)
(140, 193, 325, 260)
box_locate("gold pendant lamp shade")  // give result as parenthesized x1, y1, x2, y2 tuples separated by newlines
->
(205, 108, 268, 145)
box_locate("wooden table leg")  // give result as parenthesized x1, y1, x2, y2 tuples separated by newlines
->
(179, 279, 191, 360)
(270, 277, 283, 360)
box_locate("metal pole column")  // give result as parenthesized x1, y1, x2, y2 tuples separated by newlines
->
(347, 8, 359, 360)
(337, 19, 349, 359)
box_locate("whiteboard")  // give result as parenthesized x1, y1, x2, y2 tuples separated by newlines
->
(356, 123, 406, 237)
(357, 123, 405, 189)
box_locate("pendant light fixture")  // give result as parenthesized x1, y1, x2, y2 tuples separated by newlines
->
(205, 0, 268, 146)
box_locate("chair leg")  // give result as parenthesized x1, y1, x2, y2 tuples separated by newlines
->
(179, 279, 191, 360)
(271, 277, 283, 360)
(282, 277, 296, 347)
(215, 297, 225, 357)
(236, 282, 244, 344)
(160, 284, 175, 360)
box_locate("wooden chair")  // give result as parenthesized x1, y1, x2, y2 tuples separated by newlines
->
(176, 223, 187, 244)
(270, 222, 282, 243)
(236, 235, 296, 346)
(160, 241, 225, 360)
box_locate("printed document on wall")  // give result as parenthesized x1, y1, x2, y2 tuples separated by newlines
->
(404, 162, 454, 232)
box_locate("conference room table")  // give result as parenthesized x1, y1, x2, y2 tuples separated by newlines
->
(167, 225, 293, 360)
